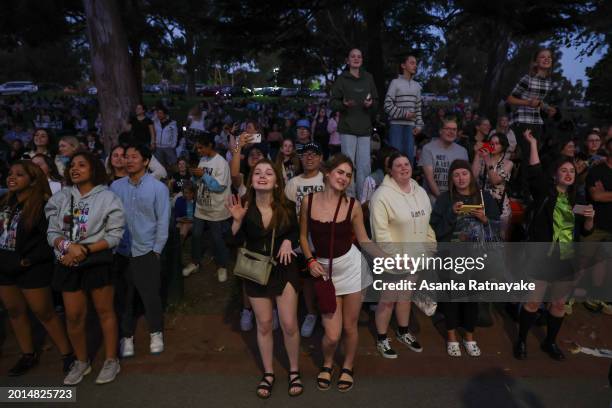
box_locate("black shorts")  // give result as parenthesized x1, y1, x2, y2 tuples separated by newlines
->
(53, 263, 115, 292)
(0, 263, 53, 289)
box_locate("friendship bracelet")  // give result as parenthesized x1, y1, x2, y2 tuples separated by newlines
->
(306, 258, 318, 269)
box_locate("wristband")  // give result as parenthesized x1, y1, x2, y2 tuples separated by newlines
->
(306, 258, 318, 269)
(305, 256, 315, 263)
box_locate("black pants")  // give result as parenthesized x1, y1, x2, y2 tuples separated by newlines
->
(442, 302, 478, 333)
(121, 252, 163, 336)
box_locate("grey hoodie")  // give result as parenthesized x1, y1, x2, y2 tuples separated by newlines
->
(45, 185, 125, 250)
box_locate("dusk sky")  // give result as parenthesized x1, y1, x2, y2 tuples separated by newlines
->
(559, 45, 606, 85)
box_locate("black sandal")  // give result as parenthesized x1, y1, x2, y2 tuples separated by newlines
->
(317, 366, 333, 391)
(337, 368, 354, 392)
(256, 373, 275, 399)
(288, 371, 304, 397)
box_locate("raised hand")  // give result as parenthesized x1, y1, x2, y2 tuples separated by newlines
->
(226, 194, 249, 222)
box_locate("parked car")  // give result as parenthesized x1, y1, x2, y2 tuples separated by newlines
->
(262, 87, 282, 96)
(143, 84, 162, 93)
(219, 86, 253, 98)
(309, 90, 327, 98)
(281, 87, 299, 97)
(197, 85, 223, 97)
(0, 81, 38, 95)
(168, 84, 187, 94)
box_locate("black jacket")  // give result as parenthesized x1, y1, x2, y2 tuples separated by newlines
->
(430, 190, 500, 242)
(527, 163, 592, 242)
(0, 203, 54, 275)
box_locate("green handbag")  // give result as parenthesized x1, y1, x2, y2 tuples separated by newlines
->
(233, 228, 277, 285)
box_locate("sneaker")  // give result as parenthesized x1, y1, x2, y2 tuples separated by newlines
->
(240, 308, 254, 331)
(564, 299, 575, 315)
(62, 353, 76, 374)
(150, 332, 164, 354)
(95, 359, 121, 384)
(217, 267, 228, 282)
(395, 330, 423, 353)
(300, 314, 317, 338)
(272, 308, 279, 331)
(182, 263, 199, 277)
(63, 360, 91, 385)
(376, 337, 398, 359)
(586, 299, 612, 315)
(120, 337, 135, 358)
(8, 353, 39, 377)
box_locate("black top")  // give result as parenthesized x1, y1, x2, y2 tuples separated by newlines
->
(430, 190, 500, 242)
(527, 163, 592, 242)
(127, 116, 153, 146)
(231, 200, 299, 255)
(586, 162, 611, 232)
(0, 202, 54, 275)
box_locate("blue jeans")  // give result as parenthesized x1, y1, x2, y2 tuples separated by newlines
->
(340, 133, 371, 198)
(191, 217, 231, 268)
(388, 124, 415, 165)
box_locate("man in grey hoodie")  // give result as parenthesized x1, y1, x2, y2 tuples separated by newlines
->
(384, 54, 424, 166)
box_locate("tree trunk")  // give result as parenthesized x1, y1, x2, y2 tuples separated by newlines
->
(129, 38, 143, 101)
(363, 0, 387, 109)
(83, 0, 139, 152)
(478, 27, 511, 122)
(185, 31, 196, 97)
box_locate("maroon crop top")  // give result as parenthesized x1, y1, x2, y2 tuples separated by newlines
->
(307, 194, 355, 259)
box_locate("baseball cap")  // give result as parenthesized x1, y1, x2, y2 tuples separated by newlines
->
(296, 119, 311, 129)
(298, 141, 322, 156)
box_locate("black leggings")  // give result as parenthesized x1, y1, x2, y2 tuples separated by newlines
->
(442, 302, 478, 333)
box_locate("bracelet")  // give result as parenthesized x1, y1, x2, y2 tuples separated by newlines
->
(305, 256, 315, 264)
(306, 258, 318, 269)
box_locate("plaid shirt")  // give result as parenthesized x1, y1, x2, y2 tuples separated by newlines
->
(510, 74, 552, 125)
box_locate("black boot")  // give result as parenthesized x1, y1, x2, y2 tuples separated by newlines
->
(513, 340, 527, 360)
(540, 342, 565, 361)
(8, 352, 39, 377)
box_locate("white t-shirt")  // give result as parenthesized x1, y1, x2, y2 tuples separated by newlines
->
(284, 172, 325, 217)
(195, 154, 231, 221)
(49, 180, 62, 195)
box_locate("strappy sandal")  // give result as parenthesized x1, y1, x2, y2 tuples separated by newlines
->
(288, 371, 304, 397)
(256, 372, 275, 399)
(316, 366, 333, 391)
(337, 368, 354, 392)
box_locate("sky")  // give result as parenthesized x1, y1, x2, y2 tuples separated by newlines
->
(558, 45, 606, 85)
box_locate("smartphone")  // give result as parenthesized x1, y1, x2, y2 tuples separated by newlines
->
(250, 133, 262, 143)
(182, 126, 187, 132)
(572, 204, 590, 215)
(481, 142, 494, 153)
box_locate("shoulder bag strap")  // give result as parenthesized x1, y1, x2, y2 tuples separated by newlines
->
(327, 195, 344, 279)
(69, 194, 74, 242)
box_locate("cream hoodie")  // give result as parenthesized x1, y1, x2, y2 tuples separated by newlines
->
(369, 175, 436, 267)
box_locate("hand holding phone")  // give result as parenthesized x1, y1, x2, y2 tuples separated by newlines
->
(250, 133, 262, 144)
(572, 204, 591, 216)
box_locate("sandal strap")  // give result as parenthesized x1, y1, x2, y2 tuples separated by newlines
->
(319, 366, 333, 374)
(338, 380, 353, 387)
(340, 368, 354, 376)
(259, 373, 275, 387)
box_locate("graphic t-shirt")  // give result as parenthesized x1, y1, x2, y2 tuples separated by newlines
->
(195, 154, 231, 221)
(62, 197, 90, 242)
(418, 139, 468, 196)
(0, 206, 20, 251)
(284, 172, 325, 217)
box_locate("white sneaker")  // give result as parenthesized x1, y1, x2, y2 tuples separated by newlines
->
(272, 308, 279, 331)
(217, 267, 228, 282)
(119, 336, 134, 358)
(150, 332, 164, 354)
(182, 263, 198, 277)
(240, 308, 254, 332)
(300, 314, 317, 337)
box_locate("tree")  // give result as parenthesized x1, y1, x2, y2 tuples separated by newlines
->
(83, 0, 139, 150)
(586, 49, 612, 120)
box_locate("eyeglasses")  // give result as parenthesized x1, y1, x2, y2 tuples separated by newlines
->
(301, 152, 320, 158)
(442, 127, 458, 132)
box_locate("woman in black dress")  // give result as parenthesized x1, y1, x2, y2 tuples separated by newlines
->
(226, 158, 302, 399)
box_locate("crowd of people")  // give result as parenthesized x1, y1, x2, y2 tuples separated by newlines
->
(0, 47, 610, 398)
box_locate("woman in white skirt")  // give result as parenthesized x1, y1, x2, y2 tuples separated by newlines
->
(299, 154, 373, 393)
